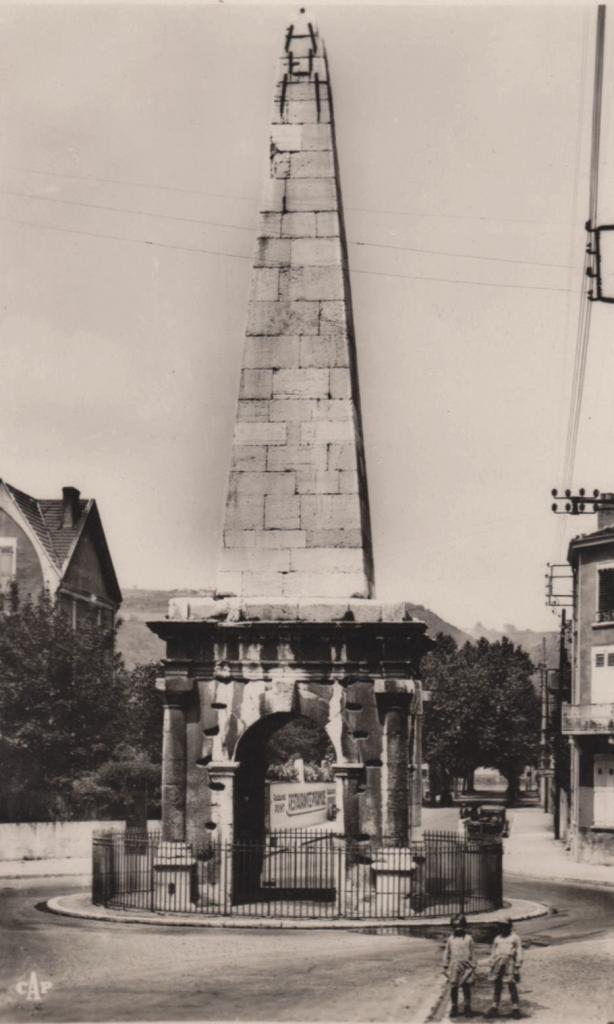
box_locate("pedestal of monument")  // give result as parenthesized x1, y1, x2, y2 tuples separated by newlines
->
(152, 840, 197, 911)
(150, 596, 431, 853)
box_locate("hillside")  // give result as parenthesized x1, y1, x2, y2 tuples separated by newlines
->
(468, 622, 559, 669)
(116, 589, 473, 669)
(116, 589, 558, 672)
(117, 589, 211, 669)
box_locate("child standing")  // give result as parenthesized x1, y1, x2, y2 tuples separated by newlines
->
(487, 916, 523, 1018)
(443, 913, 475, 1018)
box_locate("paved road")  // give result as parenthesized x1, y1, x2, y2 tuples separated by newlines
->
(0, 879, 441, 1023)
(3, 842, 614, 1023)
(424, 801, 614, 1020)
(430, 877, 614, 1022)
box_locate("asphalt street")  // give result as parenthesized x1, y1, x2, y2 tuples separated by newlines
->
(440, 877, 614, 1022)
(3, 870, 614, 1023)
(0, 878, 441, 1023)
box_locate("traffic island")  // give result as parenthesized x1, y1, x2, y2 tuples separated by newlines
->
(46, 891, 549, 939)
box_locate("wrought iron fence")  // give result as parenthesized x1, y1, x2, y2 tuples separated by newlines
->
(92, 828, 502, 920)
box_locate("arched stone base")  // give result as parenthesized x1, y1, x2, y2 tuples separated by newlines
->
(151, 598, 433, 851)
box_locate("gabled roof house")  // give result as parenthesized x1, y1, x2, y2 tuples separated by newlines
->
(0, 479, 122, 627)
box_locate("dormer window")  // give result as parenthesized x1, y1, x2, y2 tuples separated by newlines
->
(0, 538, 16, 592)
(597, 567, 614, 623)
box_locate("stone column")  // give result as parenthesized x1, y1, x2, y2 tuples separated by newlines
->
(205, 762, 240, 910)
(381, 696, 410, 846)
(410, 683, 423, 832)
(207, 762, 240, 844)
(156, 672, 193, 842)
(333, 763, 365, 915)
(333, 763, 363, 837)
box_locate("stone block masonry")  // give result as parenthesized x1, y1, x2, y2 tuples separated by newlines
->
(216, 21, 375, 602)
(149, 14, 431, 859)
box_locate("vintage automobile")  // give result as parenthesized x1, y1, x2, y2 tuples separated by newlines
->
(459, 803, 510, 840)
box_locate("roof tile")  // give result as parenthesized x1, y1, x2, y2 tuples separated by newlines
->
(6, 484, 87, 570)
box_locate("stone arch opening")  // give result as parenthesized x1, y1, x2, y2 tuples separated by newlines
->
(233, 712, 336, 842)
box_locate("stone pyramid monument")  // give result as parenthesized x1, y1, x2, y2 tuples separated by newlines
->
(216, 10, 374, 603)
(150, 11, 432, 860)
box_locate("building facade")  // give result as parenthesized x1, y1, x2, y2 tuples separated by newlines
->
(563, 501, 614, 863)
(0, 479, 122, 627)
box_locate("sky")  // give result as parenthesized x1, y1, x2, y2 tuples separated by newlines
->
(1, 0, 613, 633)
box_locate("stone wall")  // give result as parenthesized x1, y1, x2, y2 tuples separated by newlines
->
(0, 819, 160, 863)
(574, 824, 614, 864)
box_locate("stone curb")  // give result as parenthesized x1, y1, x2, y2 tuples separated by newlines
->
(46, 893, 549, 932)
(506, 869, 614, 890)
(0, 868, 91, 881)
(420, 976, 448, 1023)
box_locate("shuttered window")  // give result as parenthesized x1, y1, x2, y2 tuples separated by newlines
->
(594, 755, 614, 826)
(591, 646, 614, 701)
(598, 568, 614, 622)
(0, 539, 16, 592)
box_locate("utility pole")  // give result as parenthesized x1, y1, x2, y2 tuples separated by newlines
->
(553, 610, 565, 839)
(539, 637, 549, 811)
(544, 561, 574, 829)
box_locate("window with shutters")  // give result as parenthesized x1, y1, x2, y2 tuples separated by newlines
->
(594, 755, 614, 826)
(0, 539, 16, 592)
(591, 646, 614, 702)
(597, 567, 614, 622)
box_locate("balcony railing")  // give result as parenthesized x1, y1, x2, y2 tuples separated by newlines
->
(562, 702, 614, 734)
(595, 609, 614, 624)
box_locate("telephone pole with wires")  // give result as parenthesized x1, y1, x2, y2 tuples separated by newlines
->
(559, 5, 606, 497)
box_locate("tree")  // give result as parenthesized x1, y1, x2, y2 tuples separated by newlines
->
(121, 661, 164, 766)
(72, 663, 164, 825)
(265, 718, 335, 783)
(71, 742, 160, 824)
(0, 589, 126, 820)
(0, 589, 164, 823)
(266, 717, 333, 767)
(422, 634, 540, 803)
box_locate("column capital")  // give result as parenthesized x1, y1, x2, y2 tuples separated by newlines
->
(333, 762, 364, 779)
(376, 690, 412, 713)
(156, 672, 194, 700)
(208, 761, 241, 778)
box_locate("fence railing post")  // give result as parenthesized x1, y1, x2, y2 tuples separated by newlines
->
(333, 837, 346, 917)
(91, 827, 501, 921)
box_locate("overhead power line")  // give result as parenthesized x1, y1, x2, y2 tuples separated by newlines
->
(0, 186, 575, 272)
(351, 239, 571, 270)
(1, 162, 570, 227)
(560, 4, 606, 492)
(0, 187, 257, 234)
(0, 164, 256, 203)
(0, 214, 579, 296)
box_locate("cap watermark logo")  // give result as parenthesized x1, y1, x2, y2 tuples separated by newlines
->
(15, 970, 53, 1003)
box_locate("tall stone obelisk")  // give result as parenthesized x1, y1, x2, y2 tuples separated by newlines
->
(150, 12, 432, 865)
(217, 11, 374, 602)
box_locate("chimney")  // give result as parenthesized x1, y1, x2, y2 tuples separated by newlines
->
(62, 486, 81, 529)
(598, 493, 614, 531)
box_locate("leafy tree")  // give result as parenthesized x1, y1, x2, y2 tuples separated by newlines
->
(121, 661, 163, 766)
(71, 742, 160, 824)
(422, 633, 540, 803)
(0, 589, 163, 823)
(72, 664, 164, 825)
(266, 717, 333, 767)
(0, 589, 126, 820)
